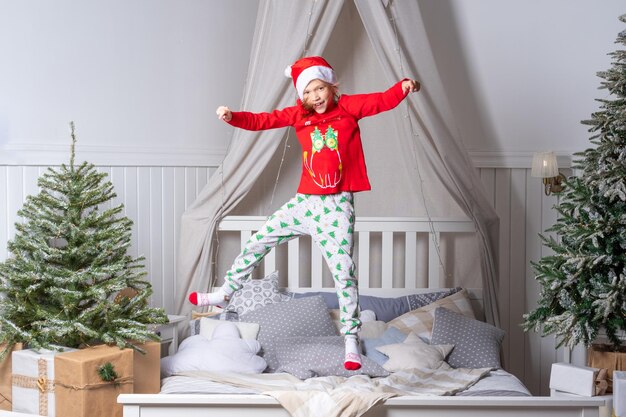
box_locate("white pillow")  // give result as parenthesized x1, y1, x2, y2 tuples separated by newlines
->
(200, 317, 260, 340)
(375, 332, 453, 372)
(161, 323, 266, 377)
(360, 310, 377, 322)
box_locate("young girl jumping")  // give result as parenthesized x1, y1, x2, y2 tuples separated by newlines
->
(189, 56, 419, 371)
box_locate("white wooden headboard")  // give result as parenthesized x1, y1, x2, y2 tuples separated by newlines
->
(218, 215, 480, 301)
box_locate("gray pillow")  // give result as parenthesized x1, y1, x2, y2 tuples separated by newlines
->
(289, 288, 460, 322)
(189, 318, 200, 336)
(240, 296, 338, 372)
(362, 326, 409, 365)
(273, 336, 389, 379)
(226, 270, 290, 316)
(430, 307, 505, 369)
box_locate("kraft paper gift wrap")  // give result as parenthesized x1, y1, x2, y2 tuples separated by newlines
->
(54, 344, 133, 417)
(0, 343, 22, 411)
(133, 341, 161, 394)
(588, 343, 626, 393)
(614, 371, 625, 417)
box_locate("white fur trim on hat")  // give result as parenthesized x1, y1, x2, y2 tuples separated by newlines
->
(295, 65, 337, 100)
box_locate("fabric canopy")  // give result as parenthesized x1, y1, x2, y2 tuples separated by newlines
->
(175, 0, 345, 316)
(353, 0, 500, 326)
(176, 0, 500, 327)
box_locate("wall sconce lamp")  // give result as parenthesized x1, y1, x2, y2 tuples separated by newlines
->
(531, 151, 565, 196)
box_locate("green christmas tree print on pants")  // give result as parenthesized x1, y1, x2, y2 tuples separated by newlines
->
(223, 192, 360, 336)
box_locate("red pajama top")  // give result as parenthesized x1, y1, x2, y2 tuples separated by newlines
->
(228, 80, 409, 195)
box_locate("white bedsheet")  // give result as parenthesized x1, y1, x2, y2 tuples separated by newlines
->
(167, 365, 492, 417)
(160, 368, 529, 397)
(159, 365, 533, 417)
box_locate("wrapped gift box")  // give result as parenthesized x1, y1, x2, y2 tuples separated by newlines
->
(549, 362, 600, 396)
(0, 343, 22, 411)
(133, 341, 160, 394)
(12, 347, 75, 416)
(588, 343, 626, 393)
(55, 345, 133, 417)
(615, 370, 625, 417)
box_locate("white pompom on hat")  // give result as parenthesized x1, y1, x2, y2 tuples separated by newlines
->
(284, 56, 337, 100)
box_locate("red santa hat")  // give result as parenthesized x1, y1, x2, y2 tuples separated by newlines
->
(284, 56, 337, 100)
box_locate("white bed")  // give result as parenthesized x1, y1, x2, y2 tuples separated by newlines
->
(118, 216, 610, 417)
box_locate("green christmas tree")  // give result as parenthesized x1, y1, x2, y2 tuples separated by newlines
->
(523, 17, 626, 349)
(0, 123, 168, 357)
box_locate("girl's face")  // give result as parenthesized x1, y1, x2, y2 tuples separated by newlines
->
(302, 79, 335, 114)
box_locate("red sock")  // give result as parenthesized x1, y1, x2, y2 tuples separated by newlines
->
(188, 292, 199, 305)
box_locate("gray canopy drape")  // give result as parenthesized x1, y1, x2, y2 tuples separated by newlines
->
(176, 0, 500, 327)
(175, 0, 345, 316)
(353, 0, 500, 327)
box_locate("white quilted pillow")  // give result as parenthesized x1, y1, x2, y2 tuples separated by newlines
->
(161, 322, 266, 377)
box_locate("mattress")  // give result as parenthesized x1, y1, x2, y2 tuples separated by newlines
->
(160, 368, 530, 397)
(456, 368, 531, 396)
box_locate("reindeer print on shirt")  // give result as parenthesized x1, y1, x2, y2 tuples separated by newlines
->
(303, 125, 343, 189)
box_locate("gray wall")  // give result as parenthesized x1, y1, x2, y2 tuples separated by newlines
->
(0, 0, 258, 166)
(1, 0, 623, 166)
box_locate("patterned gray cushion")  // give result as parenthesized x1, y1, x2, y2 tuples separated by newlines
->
(289, 288, 460, 322)
(430, 307, 505, 369)
(226, 271, 290, 316)
(273, 336, 389, 379)
(240, 296, 338, 372)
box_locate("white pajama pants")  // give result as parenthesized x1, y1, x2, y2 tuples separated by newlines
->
(222, 192, 360, 336)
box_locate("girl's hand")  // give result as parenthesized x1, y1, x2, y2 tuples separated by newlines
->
(402, 79, 420, 94)
(216, 106, 232, 122)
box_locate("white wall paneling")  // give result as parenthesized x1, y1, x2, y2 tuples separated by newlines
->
(478, 167, 579, 396)
(0, 165, 214, 314)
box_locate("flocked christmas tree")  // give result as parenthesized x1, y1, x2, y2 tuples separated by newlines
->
(0, 123, 168, 358)
(523, 16, 626, 349)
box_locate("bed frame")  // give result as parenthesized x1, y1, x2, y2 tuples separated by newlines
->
(118, 216, 610, 417)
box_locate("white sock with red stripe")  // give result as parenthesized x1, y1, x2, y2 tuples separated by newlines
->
(188, 288, 229, 307)
(344, 335, 361, 371)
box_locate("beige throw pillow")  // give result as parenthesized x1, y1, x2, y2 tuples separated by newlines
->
(375, 332, 453, 372)
(387, 289, 475, 341)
